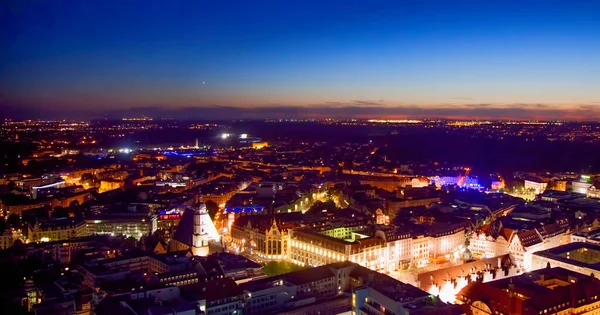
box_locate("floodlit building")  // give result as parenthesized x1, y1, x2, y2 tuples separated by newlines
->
(169, 204, 219, 255)
(589, 185, 600, 199)
(31, 180, 66, 199)
(572, 181, 593, 195)
(28, 218, 87, 243)
(289, 222, 466, 271)
(0, 229, 23, 249)
(86, 212, 157, 239)
(429, 175, 480, 189)
(524, 179, 548, 193)
(191, 203, 212, 256)
(470, 218, 571, 270)
(230, 216, 290, 260)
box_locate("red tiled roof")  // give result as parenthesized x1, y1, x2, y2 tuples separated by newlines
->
(517, 229, 542, 248)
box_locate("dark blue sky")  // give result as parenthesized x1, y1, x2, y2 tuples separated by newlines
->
(2, 0, 600, 120)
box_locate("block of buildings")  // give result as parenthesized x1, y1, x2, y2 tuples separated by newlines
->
(531, 242, 600, 278)
(28, 217, 87, 243)
(458, 267, 600, 315)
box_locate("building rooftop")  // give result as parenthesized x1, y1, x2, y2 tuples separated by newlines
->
(533, 242, 600, 272)
(459, 267, 600, 314)
(180, 277, 243, 302)
(283, 265, 335, 285)
(33, 217, 85, 231)
(170, 206, 197, 248)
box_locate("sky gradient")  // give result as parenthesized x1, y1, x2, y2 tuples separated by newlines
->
(2, 0, 600, 120)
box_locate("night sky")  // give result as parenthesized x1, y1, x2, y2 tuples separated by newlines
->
(2, 0, 600, 120)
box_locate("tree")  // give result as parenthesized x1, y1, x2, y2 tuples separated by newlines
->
(504, 176, 524, 192)
(205, 200, 220, 220)
(306, 200, 338, 216)
(142, 229, 167, 252)
(52, 207, 70, 219)
(6, 213, 20, 228)
(81, 172, 98, 187)
(0, 216, 6, 232)
(262, 261, 308, 276)
(6, 181, 17, 191)
(123, 236, 139, 249)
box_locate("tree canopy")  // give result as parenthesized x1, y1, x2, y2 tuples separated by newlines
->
(262, 260, 308, 277)
(204, 200, 220, 220)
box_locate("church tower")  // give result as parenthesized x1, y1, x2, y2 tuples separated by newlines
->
(192, 203, 210, 256)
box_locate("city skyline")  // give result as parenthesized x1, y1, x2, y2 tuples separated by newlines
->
(2, 0, 600, 120)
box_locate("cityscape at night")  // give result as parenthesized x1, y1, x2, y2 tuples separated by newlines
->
(2, 1, 600, 315)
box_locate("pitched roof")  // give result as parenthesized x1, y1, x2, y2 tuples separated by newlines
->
(418, 254, 511, 292)
(517, 229, 542, 248)
(282, 265, 335, 285)
(459, 267, 600, 315)
(171, 206, 195, 247)
(180, 278, 243, 302)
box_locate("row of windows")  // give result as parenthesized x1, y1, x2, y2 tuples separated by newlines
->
(166, 278, 198, 286)
(160, 274, 196, 282)
(250, 300, 276, 311)
(207, 303, 240, 314)
(250, 294, 275, 304)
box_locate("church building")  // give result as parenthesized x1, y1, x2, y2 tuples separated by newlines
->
(170, 203, 219, 256)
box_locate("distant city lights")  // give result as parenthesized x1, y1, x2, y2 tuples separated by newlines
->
(367, 119, 422, 124)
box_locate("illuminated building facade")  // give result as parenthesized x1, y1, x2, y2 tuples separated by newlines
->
(201, 189, 237, 207)
(430, 175, 480, 189)
(572, 181, 593, 194)
(230, 217, 290, 260)
(470, 232, 510, 260)
(375, 227, 413, 270)
(524, 179, 548, 193)
(0, 229, 23, 249)
(571, 227, 600, 245)
(157, 208, 183, 230)
(491, 180, 505, 191)
(28, 218, 87, 243)
(420, 255, 518, 303)
(551, 180, 568, 191)
(357, 176, 409, 192)
(428, 226, 466, 258)
(252, 141, 268, 149)
(0, 200, 47, 216)
(290, 229, 387, 271)
(470, 219, 570, 271)
(86, 212, 157, 239)
(31, 180, 66, 199)
(589, 185, 600, 199)
(169, 204, 220, 255)
(99, 180, 124, 193)
(289, 224, 466, 272)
